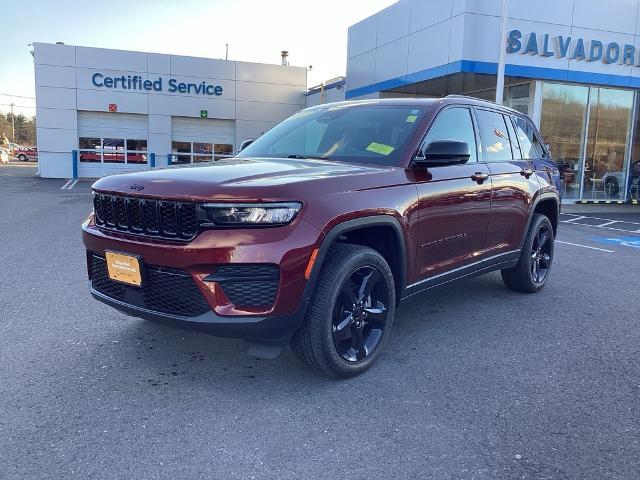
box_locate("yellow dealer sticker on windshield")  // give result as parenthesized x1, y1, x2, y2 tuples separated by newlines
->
(366, 142, 394, 155)
(406, 114, 418, 123)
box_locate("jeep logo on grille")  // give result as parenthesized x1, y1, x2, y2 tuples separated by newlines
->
(130, 184, 144, 191)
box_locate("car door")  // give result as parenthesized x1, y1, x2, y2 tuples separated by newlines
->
(413, 106, 493, 281)
(476, 108, 541, 256)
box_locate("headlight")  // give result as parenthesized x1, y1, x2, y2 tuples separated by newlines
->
(202, 202, 302, 225)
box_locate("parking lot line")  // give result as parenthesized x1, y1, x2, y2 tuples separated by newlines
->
(561, 215, 586, 223)
(60, 179, 79, 190)
(556, 240, 615, 253)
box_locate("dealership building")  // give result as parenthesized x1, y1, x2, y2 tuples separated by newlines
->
(33, 43, 306, 179)
(309, 0, 640, 203)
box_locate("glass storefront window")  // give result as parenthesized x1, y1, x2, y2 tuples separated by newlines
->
(79, 137, 101, 163)
(540, 83, 589, 200)
(583, 88, 633, 201)
(628, 95, 640, 201)
(79, 137, 148, 164)
(194, 143, 213, 155)
(126, 139, 147, 151)
(103, 138, 125, 163)
(171, 141, 192, 164)
(171, 141, 234, 163)
(506, 83, 531, 115)
(214, 143, 233, 160)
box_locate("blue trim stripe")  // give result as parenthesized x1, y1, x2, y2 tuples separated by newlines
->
(345, 60, 640, 98)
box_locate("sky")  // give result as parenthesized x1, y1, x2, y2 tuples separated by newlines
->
(0, 0, 397, 116)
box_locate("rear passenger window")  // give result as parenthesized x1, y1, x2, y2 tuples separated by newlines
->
(423, 107, 477, 162)
(503, 115, 522, 159)
(475, 109, 512, 162)
(513, 116, 544, 159)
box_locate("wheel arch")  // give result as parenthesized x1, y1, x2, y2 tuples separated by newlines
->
(303, 216, 408, 305)
(518, 193, 560, 250)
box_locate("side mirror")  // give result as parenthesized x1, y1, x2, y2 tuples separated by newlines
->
(414, 140, 470, 167)
(238, 139, 255, 153)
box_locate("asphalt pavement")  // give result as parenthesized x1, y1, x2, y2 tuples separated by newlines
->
(1, 165, 638, 479)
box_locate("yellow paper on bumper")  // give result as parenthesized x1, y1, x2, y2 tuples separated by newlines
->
(366, 142, 394, 155)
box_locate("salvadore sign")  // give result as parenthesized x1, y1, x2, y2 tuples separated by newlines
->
(507, 30, 639, 65)
(91, 73, 224, 96)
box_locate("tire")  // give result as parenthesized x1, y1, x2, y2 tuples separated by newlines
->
(501, 213, 554, 293)
(290, 243, 396, 378)
(18, 154, 27, 162)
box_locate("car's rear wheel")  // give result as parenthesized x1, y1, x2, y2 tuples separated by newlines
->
(501, 213, 554, 293)
(291, 244, 395, 378)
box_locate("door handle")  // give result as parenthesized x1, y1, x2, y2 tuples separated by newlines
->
(520, 168, 534, 178)
(471, 172, 489, 184)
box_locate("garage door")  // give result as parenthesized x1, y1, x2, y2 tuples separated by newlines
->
(171, 117, 235, 164)
(77, 112, 149, 177)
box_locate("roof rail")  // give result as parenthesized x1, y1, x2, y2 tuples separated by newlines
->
(445, 94, 499, 104)
(445, 94, 518, 110)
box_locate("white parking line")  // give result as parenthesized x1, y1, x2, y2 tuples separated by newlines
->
(556, 240, 614, 253)
(562, 215, 586, 223)
(60, 179, 79, 190)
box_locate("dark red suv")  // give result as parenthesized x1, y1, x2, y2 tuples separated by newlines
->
(82, 97, 560, 377)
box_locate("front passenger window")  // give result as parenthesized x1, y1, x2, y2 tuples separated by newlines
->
(422, 108, 477, 162)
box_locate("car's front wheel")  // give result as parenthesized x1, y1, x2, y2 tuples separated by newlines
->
(501, 213, 554, 293)
(18, 154, 27, 162)
(291, 244, 395, 377)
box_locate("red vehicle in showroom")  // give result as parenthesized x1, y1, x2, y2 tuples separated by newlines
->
(83, 97, 560, 377)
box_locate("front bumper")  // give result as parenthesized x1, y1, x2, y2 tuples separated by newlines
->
(91, 286, 309, 356)
(82, 216, 322, 348)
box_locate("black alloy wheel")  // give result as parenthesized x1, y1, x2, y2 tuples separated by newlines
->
(332, 266, 390, 362)
(290, 244, 396, 377)
(530, 224, 553, 285)
(501, 213, 555, 293)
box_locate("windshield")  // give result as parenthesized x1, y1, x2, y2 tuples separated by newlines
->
(236, 103, 427, 166)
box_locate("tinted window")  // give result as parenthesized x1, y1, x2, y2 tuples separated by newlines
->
(422, 107, 477, 162)
(237, 105, 427, 166)
(503, 115, 522, 159)
(514, 116, 544, 159)
(475, 109, 513, 162)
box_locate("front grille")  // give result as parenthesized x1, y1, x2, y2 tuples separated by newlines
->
(210, 264, 280, 307)
(93, 193, 200, 241)
(90, 253, 210, 318)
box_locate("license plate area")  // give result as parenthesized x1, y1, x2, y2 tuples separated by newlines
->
(105, 251, 143, 287)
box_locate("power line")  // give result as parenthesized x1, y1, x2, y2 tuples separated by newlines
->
(0, 92, 35, 100)
(0, 103, 36, 109)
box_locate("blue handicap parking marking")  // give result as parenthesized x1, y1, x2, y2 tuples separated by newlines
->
(592, 236, 640, 249)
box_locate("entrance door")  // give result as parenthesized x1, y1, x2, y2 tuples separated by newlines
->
(413, 106, 492, 281)
(582, 88, 634, 201)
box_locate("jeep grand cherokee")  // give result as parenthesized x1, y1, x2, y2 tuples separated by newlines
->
(82, 97, 560, 377)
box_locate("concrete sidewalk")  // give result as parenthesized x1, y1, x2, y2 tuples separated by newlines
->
(562, 203, 640, 222)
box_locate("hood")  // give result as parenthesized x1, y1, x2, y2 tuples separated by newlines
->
(92, 157, 405, 202)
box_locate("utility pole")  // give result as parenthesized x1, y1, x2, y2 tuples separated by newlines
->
(495, 0, 509, 105)
(225, 43, 229, 60)
(10, 102, 15, 155)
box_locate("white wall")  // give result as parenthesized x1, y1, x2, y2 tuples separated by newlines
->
(34, 43, 307, 178)
(346, 0, 640, 98)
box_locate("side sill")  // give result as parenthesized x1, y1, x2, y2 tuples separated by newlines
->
(400, 250, 520, 301)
